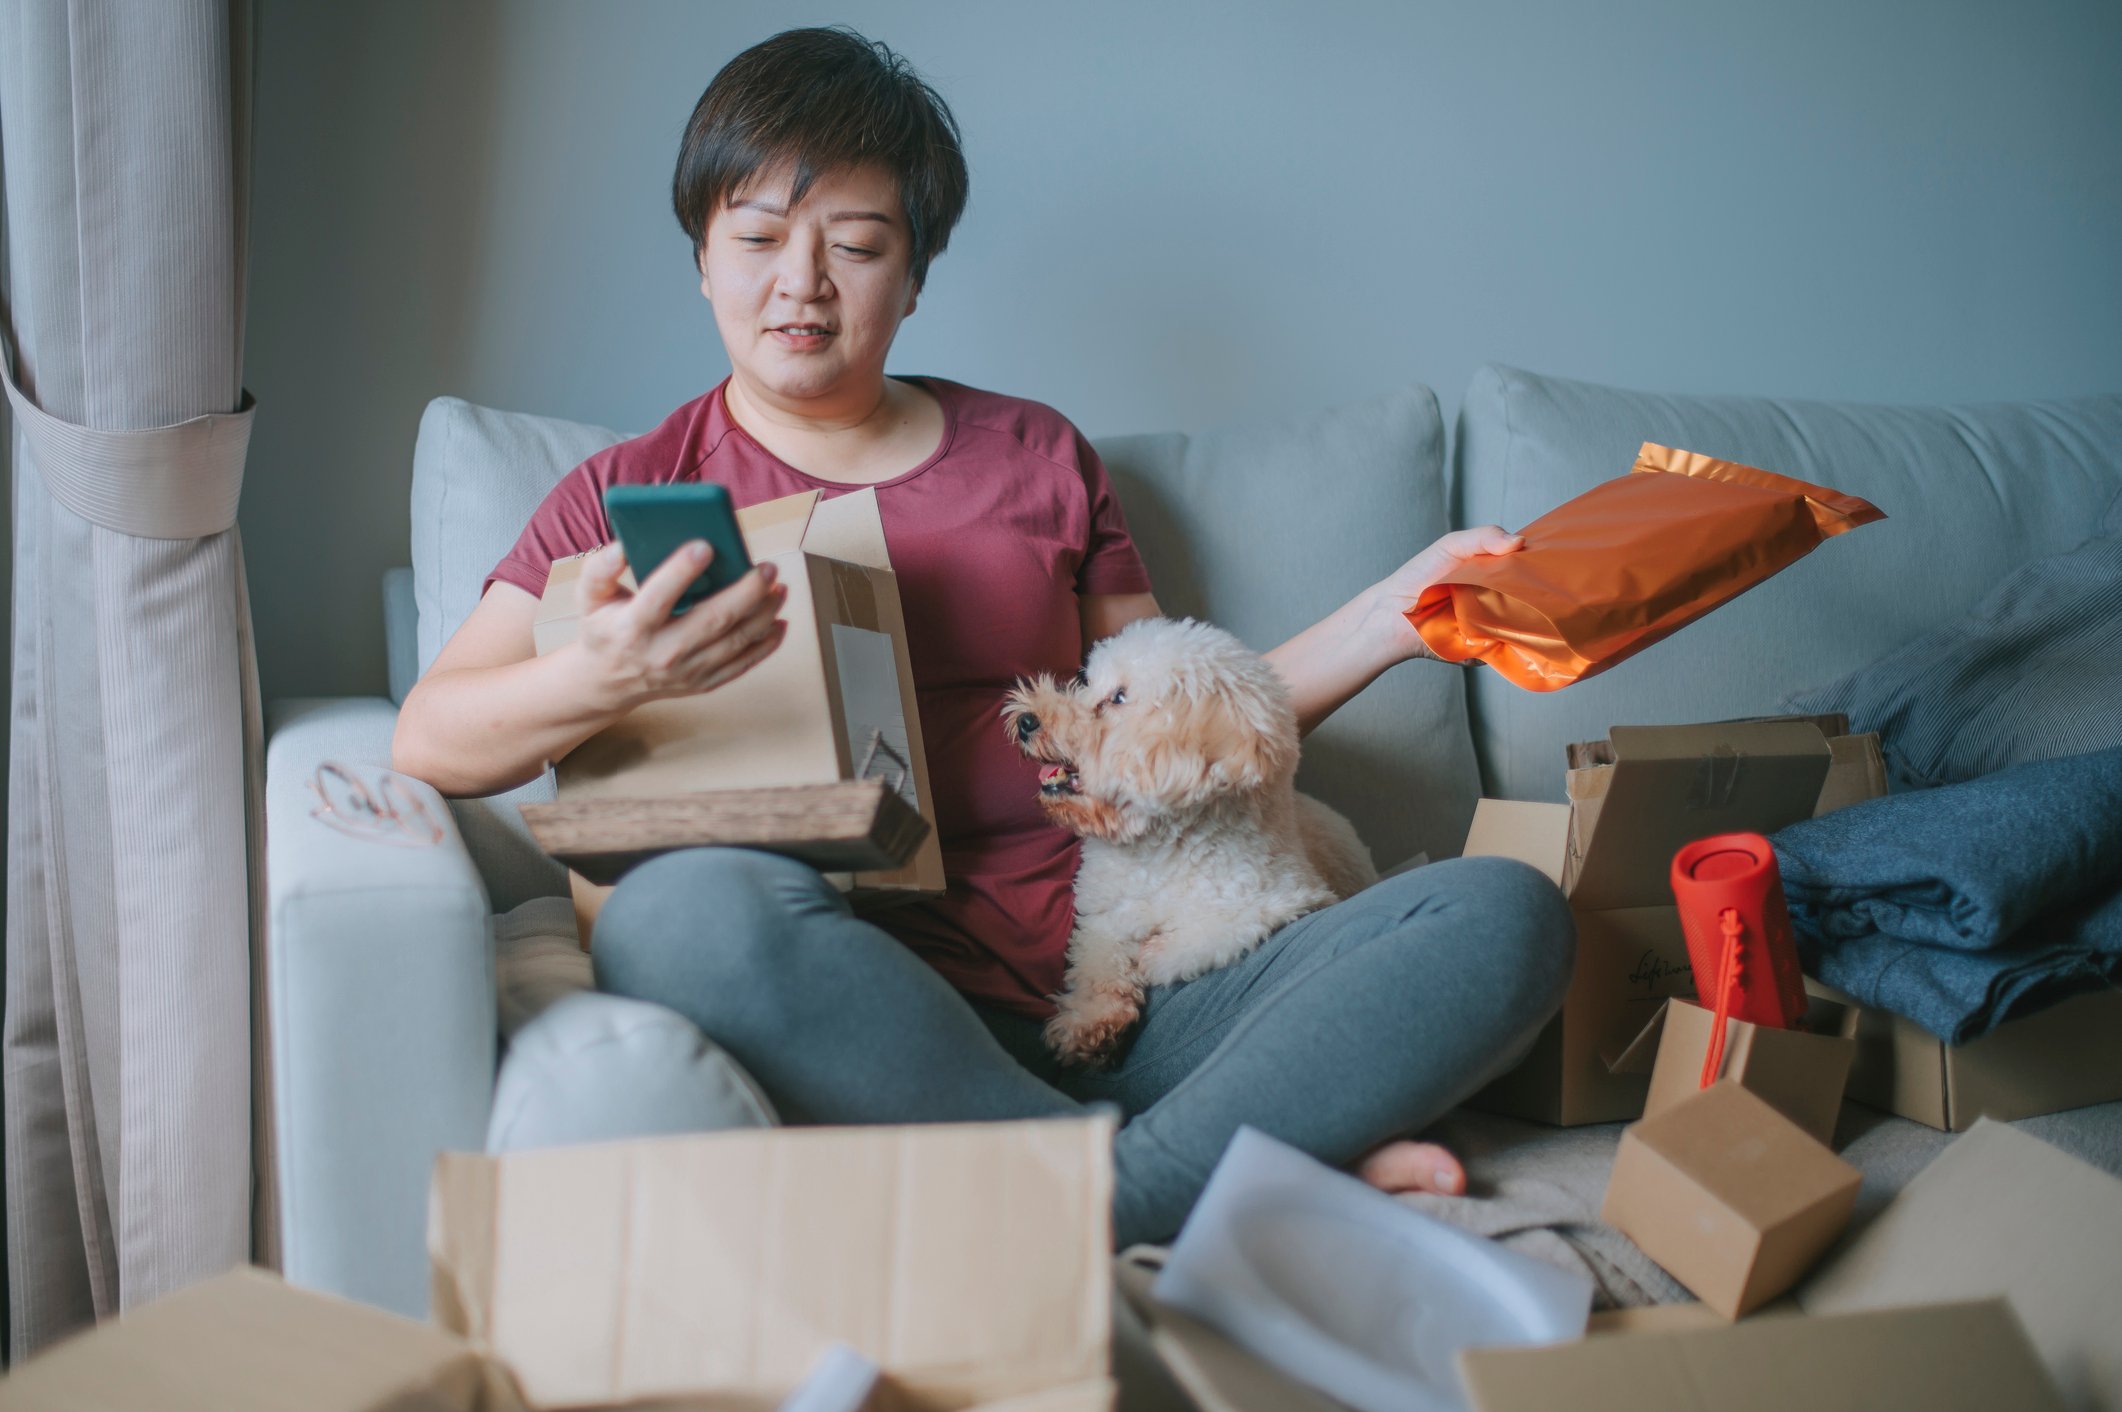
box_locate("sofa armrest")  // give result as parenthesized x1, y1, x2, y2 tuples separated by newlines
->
(266, 696, 495, 1319)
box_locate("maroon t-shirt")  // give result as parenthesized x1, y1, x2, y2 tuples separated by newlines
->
(488, 377, 1154, 1016)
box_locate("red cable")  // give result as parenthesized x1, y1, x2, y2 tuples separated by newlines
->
(1700, 908, 1744, 1089)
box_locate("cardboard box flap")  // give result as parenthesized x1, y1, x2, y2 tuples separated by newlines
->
(737, 488, 823, 558)
(1603, 1001, 1670, 1076)
(429, 1117, 1115, 1411)
(1569, 721, 1832, 910)
(0, 1266, 524, 1412)
(1797, 1120, 2122, 1412)
(1461, 799, 1569, 888)
(799, 486, 894, 572)
(1458, 1299, 2064, 1412)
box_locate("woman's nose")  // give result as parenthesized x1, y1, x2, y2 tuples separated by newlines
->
(774, 240, 833, 302)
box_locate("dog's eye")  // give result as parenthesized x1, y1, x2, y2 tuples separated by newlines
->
(1106, 688, 1128, 707)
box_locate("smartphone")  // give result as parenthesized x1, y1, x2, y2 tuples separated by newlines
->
(602, 483, 755, 615)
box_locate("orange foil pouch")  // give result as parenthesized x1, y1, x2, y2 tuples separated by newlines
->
(1410, 443, 1885, 691)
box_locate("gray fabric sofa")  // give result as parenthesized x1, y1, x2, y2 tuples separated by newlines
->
(264, 366, 2122, 1320)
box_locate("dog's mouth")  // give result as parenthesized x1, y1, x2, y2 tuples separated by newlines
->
(1038, 762, 1082, 797)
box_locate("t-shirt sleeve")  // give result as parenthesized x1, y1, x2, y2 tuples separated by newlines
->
(485, 455, 615, 601)
(1073, 434, 1155, 597)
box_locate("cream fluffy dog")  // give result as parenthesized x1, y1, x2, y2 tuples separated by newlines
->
(1003, 618, 1377, 1066)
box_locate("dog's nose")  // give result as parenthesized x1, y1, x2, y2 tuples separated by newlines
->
(1015, 713, 1040, 741)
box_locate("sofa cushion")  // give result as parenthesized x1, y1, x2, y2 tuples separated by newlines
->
(412, 384, 1472, 876)
(410, 397, 628, 903)
(1097, 386, 1474, 869)
(1455, 366, 2122, 803)
(488, 991, 779, 1152)
(1782, 490, 2122, 791)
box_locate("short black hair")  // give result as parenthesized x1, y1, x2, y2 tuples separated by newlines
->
(672, 27, 969, 290)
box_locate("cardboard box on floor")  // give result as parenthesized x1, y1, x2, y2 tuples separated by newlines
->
(427, 1116, 1118, 1412)
(1459, 1298, 2063, 1412)
(1820, 975, 2122, 1131)
(534, 487, 946, 937)
(1608, 994, 1856, 1145)
(1462, 716, 1882, 1126)
(1599, 1082, 1861, 1319)
(0, 1265, 529, 1412)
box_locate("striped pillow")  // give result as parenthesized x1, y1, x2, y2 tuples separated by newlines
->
(1785, 489, 2122, 792)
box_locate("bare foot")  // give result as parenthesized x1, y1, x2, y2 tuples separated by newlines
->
(1357, 1139, 1467, 1197)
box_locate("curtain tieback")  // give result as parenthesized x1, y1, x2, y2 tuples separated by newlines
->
(1, 335, 253, 540)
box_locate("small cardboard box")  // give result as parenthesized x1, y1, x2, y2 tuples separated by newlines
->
(1459, 1298, 2064, 1412)
(534, 486, 946, 923)
(1610, 995, 1857, 1146)
(0, 1266, 526, 1411)
(427, 1116, 1118, 1412)
(1464, 716, 1883, 1126)
(1599, 1083, 1861, 1320)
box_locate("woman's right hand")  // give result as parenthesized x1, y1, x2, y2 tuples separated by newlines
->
(572, 540, 789, 710)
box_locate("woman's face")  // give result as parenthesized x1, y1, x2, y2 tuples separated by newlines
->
(699, 162, 920, 416)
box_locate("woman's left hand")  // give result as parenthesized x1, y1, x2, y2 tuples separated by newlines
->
(1362, 525, 1525, 666)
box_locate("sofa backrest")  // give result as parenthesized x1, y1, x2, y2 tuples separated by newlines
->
(1454, 365, 2122, 804)
(409, 385, 1478, 895)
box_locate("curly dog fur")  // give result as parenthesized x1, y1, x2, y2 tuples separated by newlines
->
(1003, 617, 1376, 1066)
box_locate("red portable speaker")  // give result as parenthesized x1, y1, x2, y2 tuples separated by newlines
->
(1670, 833, 1806, 1087)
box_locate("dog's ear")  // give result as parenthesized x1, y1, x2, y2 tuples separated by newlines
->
(1187, 670, 1298, 796)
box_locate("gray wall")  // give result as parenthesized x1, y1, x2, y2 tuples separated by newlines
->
(242, 0, 2122, 702)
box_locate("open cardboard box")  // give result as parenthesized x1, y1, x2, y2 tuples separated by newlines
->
(1, 1118, 1119, 1411)
(427, 1116, 1118, 1412)
(0, 1265, 529, 1412)
(534, 487, 946, 936)
(1609, 995, 1856, 1145)
(1462, 716, 1881, 1126)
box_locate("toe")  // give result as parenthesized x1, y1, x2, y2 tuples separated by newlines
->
(1357, 1139, 1466, 1197)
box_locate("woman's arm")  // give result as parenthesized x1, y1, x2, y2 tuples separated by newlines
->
(1267, 527, 1523, 737)
(393, 543, 789, 797)
(1079, 591, 1161, 651)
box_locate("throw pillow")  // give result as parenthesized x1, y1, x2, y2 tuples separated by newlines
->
(1783, 488, 2122, 791)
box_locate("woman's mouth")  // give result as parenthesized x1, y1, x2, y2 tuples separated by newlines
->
(769, 324, 834, 350)
(1039, 763, 1081, 796)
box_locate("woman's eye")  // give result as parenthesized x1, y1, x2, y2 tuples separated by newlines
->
(736, 235, 772, 246)
(835, 245, 877, 258)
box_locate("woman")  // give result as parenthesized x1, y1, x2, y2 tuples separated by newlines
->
(394, 26, 1571, 1247)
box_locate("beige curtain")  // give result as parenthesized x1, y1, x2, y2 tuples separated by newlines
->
(0, 0, 267, 1357)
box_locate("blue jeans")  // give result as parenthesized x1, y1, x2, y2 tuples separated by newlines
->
(592, 848, 1573, 1247)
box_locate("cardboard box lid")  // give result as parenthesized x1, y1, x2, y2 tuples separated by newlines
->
(1566, 720, 1831, 910)
(532, 487, 893, 650)
(429, 1117, 1115, 1411)
(1459, 1299, 2064, 1412)
(1797, 1120, 2122, 1412)
(0, 1266, 522, 1412)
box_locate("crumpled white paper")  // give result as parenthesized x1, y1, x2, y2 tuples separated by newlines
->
(1152, 1127, 1592, 1412)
